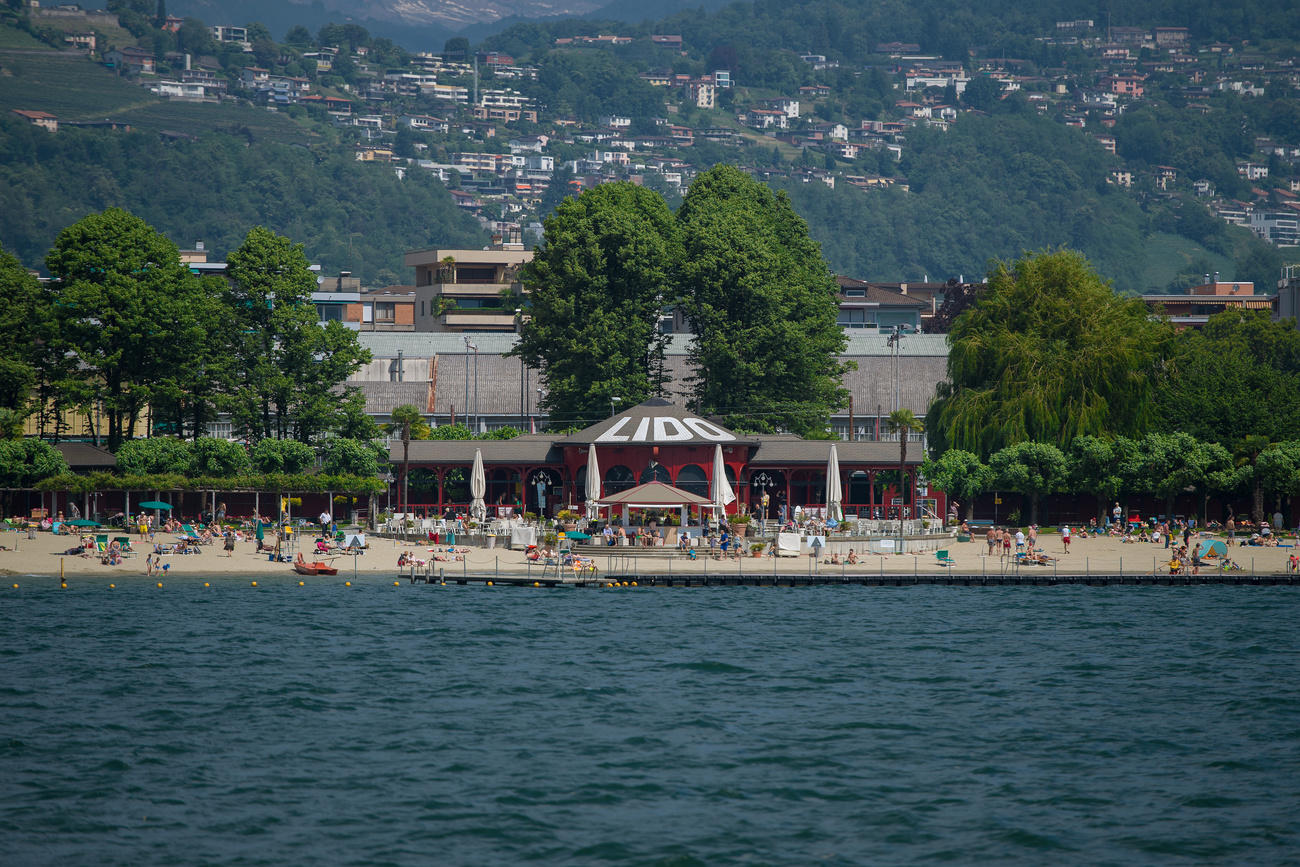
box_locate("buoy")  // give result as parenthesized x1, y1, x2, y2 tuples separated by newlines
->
(298, 581, 305, 586)
(10, 583, 17, 589)
(533, 581, 540, 587)
(439, 581, 446, 586)
(156, 582, 163, 588)
(250, 581, 258, 587)
(486, 581, 494, 586)
(203, 582, 210, 588)
(109, 584, 115, 589)
(393, 581, 399, 586)
(61, 582, 67, 589)
(345, 581, 351, 586)
(631, 581, 638, 587)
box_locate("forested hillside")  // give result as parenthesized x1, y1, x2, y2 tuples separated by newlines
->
(0, 116, 485, 281)
(775, 114, 1280, 291)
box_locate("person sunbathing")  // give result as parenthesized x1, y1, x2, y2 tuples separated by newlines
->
(846, 549, 859, 565)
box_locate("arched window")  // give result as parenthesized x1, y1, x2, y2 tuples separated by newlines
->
(640, 463, 671, 484)
(605, 464, 635, 494)
(675, 464, 708, 497)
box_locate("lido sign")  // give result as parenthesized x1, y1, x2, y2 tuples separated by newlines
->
(597, 416, 736, 443)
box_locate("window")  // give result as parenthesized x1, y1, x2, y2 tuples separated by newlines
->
(420, 300, 425, 317)
(316, 304, 343, 322)
(376, 302, 395, 322)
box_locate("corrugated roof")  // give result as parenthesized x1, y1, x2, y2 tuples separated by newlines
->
(392, 440, 563, 464)
(54, 443, 117, 467)
(749, 440, 920, 465)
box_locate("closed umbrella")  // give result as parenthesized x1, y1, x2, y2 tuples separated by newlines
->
(826, 443, 843, 523)
(584, 445, 601, 521)
(711, 443, 735, 520)
(469, 448, 487, 522)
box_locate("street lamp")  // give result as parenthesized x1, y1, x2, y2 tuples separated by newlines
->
(464, 336, 479, 432)
(382, 472, 395, 515)
(611, 396, 621, 418)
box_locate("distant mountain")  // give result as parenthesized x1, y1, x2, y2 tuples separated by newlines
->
(165, 0, 603, 35)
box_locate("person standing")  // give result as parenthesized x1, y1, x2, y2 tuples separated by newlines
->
(319, 510, 332, 536)
(986, 526, 997, 558)
(1226, 516, 1235, 546)
(1014, 528, 1026, 553)
(1112, 502, 1122, 527)
(1062, 525, 1071, 553)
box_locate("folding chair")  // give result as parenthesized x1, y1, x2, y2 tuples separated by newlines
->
(935, 549, 955, 567)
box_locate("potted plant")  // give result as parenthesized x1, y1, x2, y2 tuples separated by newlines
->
(750, 542, 765, 557)
(557, 509, 579, 531)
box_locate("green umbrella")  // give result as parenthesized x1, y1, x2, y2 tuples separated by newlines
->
(138, 501, 172, 510)
(66, 518, 101, 527)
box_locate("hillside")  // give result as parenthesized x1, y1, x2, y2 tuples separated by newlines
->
(0, 114, 486, 282)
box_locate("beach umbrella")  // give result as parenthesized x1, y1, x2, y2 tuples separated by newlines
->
(138, 501, 172, 510)
(469, 448, 487, 521)
(584, 445, 601, 521)
(67, 518, 100, 527)
(825, 443, 843, 523)
(711, 443, 735, 520)
(1197, 539, 1227, 559)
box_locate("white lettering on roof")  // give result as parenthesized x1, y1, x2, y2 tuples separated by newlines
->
(595, 416, 737, 443)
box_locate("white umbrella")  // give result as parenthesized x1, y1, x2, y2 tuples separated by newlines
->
(469, 448, 487, 521)
(584, 445, 602, 520)
(826, 443, 843, 523)
(711, 443, 735, 519)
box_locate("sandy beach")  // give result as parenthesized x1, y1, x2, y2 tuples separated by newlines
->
(2, 525, 1296, 582)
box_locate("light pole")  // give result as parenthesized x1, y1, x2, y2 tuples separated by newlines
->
(515, 308, 524, 428)
(611, 396, 621, 418)
(463, 335, 471, 427)
(887, 329, 902, 413)
(382, 472, 395, 516)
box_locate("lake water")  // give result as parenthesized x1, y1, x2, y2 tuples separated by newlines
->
(2, 581, 1298, 865)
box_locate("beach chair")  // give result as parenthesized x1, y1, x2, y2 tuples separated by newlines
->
(95, 534, 109, 553)
(114, 536, 135, 557)
(935, 549, 955, 567)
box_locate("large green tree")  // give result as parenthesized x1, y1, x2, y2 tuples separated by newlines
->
(677, 165, 849, 435)
(511, 182, 679, 428)
(920, 448, 989, 521)
(45, 208, 207, 450)
(0, 245, 48, 438)
(224, 227, 369, 442)
(1152, 311, 1300, 446)
(929, 250, 1171, 457)
(989, 440, 1068, 526)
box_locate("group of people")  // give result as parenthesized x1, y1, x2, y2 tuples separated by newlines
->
(982, 524, 1079, 561)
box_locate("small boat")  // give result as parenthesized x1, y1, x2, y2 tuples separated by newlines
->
(294, 554, 339, 576)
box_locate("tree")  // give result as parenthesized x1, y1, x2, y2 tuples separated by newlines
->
(0, 245, 47, 435)
(321, 438, 382, 477)
(988, 440, 1067, 525)
(45, 209, 206, 451)
(677, 165, 850, 435)
(889, 409, 925, 533)
(389, 403, 424, 516)
(1066, 435, 1138, 524)
(1132, 432, 1228, 522)
(510, 182, 678, 429)
(920, 448, 988, 520)
(0, 439, 68, 489)
(224, 227, 369, 442)
(928, 250, 1170, 458)
(115, 437, 194, 475)
(284, 25, 313, 47)
(250, 438, 314, 474)
(191, 437, 250, 476)
(1152, 311, 1300, 446)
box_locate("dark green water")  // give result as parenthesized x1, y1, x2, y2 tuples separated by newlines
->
(2, 581, 1298, 865)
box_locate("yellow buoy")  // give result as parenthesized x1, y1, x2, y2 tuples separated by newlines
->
(109, 584, 115, 589)
(631, 581, 638, 587)
(393, 581, 400, 586)
(298, 581, 305, 586)
(11, 583, 17, 589)
(486, 581, 494, 586)
(250, 581, 258, 587)
(156, 582, 163, 588)
(61, 582, 67, 589)
(533, 581, 540, 587)
(203, 582, 210, 588)
(345, 581, 351, 587)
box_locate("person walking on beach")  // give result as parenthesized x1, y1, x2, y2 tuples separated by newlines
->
(1062, 525, 1071, 553)
(145, 552, 154, 577)
(223, 530, 236, 557)
(986, 526, 997, 557)
(1001, 530, 1012, 562)
(1226, 516, 1235, 546)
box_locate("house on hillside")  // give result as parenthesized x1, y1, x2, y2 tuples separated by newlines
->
(11, 109, 57, 132)
(104, 47, 155, 75)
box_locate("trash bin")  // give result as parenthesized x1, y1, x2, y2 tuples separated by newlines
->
(486, 534, 496, 550)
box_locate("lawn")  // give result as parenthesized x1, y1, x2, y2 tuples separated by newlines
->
(0, 44, 315, 145)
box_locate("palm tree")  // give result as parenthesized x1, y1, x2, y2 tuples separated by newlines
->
(389, 404, 424, 518)
(889, 408, 925, 539)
